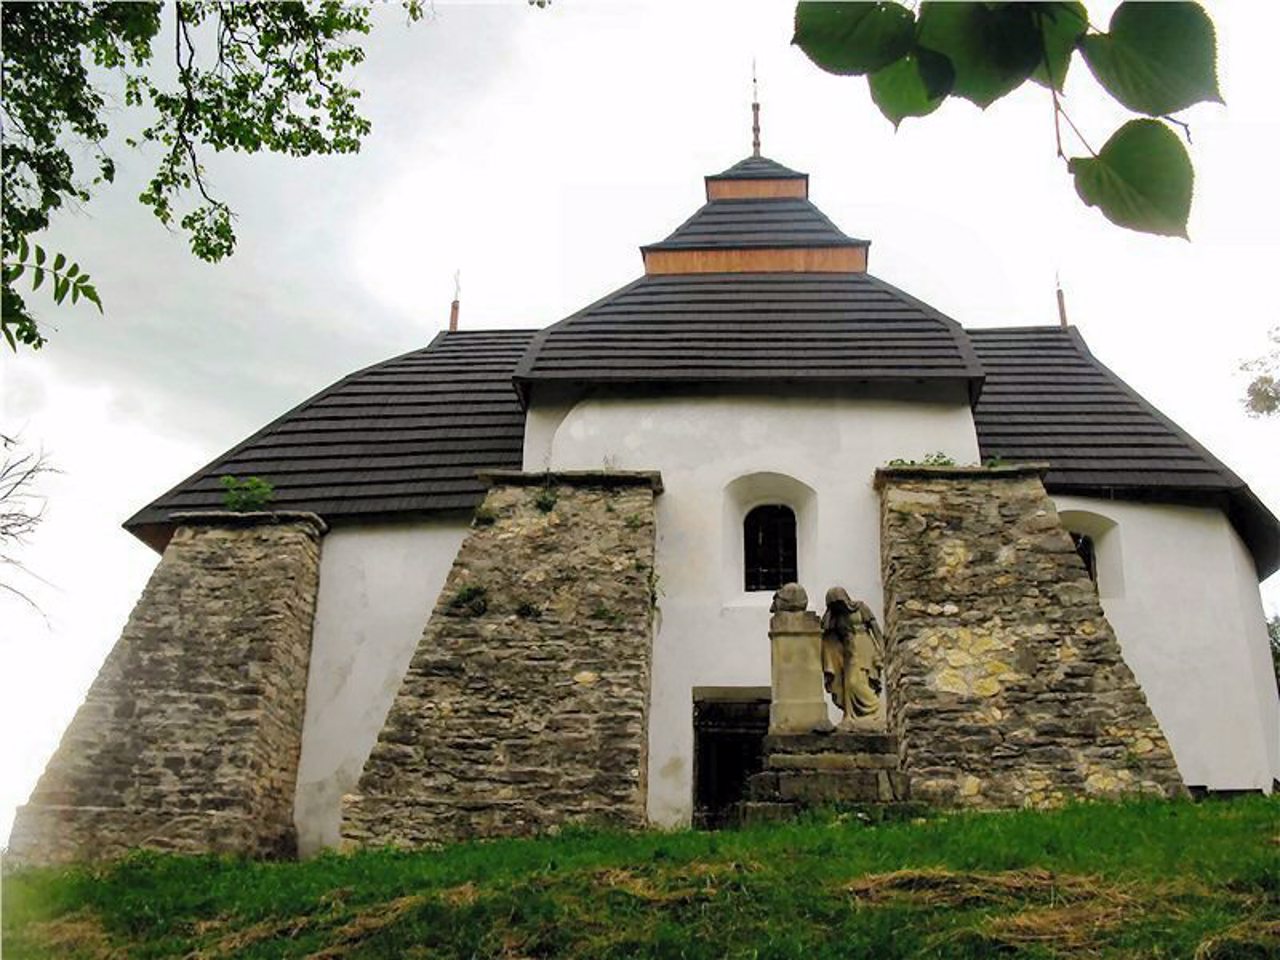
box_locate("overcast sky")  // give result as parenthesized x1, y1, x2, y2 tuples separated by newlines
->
(3, 1, 1278, 842)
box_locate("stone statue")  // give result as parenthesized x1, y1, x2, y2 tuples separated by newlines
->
(821, 587, 885, 729)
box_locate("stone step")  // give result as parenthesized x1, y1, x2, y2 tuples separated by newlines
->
(766, 751, 898, 772)
(734, 801, 798, 826)
(763, 731, 898, 756)
(748, 769, 911, 804)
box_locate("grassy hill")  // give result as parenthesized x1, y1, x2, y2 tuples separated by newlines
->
(3, 797, 1277, 959)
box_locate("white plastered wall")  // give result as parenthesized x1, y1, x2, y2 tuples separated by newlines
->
(293, 518, 469, 854)
(1054, 495, 1279, 792)
(529, 386, 980, 826)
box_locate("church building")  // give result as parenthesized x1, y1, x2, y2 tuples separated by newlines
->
(9, 131, 1279, 864)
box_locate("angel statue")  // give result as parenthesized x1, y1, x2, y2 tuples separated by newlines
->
(821, 587, 885, 729)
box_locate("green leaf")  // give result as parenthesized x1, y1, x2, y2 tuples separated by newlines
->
(916, 2, 1041, 108)
(81, 284, 103, 312)
(5, 264, 24, 283)
(54, 276, 70, 304)
(1031, 2, 1087, 91)
(32, 267, 45, 291)
(67, 262, 79, 278)
(1081, 2, 1222, 115)
(1068, 119, 1193, 238)
(793, 2, 915, 76)
(18, 236, 29, 262)
(869, 47, 955, 127)
(53, 252, 66, 272)
(34, 245, 46, 266)
(71, 284, 80, 304)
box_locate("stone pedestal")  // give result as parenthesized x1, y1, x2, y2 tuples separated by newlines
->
(768, 609, 833, 735)
(738, 732, 911, 824)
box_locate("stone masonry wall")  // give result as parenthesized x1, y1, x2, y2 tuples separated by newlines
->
(7, 513, 323, 865)
(876, 465, 1183, 807)
(342, 472, 659, 848)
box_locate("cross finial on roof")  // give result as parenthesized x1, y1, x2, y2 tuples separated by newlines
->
(751, 59, 761, 158)
(1055, 272, 1069, 329)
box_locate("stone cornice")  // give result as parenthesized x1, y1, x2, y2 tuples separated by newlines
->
(477, 470, 664, 495)
(169, 510, 329, 535)
(873, 462, 1051, 489)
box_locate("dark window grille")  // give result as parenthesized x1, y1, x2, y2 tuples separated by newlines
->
(1071, 532, 1098, 582)
(744, 504, 797, 592)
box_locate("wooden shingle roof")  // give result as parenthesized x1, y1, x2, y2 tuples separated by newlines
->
(124, 329, 535, 551)
(513, 272, 985, 399)
(969, 326, 1279, 577)
(642, 198, 865, 251)
(707, 156, 806, 180)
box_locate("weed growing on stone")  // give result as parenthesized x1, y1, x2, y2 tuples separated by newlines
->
(471, 505, 497, 527)
(590, 603, 623, 625)
(624, 512, 645, 530)
(219, 475, 275, 511)
(533, 487, 558, 513)
(515, 601, 541, 620)
(447, 584, 488, 617)
(886, 452, 957, 468)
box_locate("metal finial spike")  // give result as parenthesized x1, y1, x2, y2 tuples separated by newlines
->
(449, 269, 461, 332)
(751, 59, 761, 158)
(1055, 272, 1069, 329)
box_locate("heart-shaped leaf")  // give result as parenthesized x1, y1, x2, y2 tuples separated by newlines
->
(1068, 119, 1193, 238)
(1031, 2, 1088, 91)
(917, 2, 1041, 108)
(793, 2, 916, 76)
(869, 46, 955, 127)
(1081, 2, 1222, 115)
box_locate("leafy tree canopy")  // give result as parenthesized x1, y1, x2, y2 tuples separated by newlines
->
(793, 2, 1222, 239)
(1, 1, 421, 352)
(1241, 328, 1279, 418)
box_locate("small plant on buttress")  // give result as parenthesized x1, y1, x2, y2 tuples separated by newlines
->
(472, 504, 497, 527)
(886, 452, 957, 468)
(448, 584, 488, 617)
(590, 603, 623, 625)
(534, 486, 558, 514)
(220, 475, 274, 511)
(516, 600, 542, 621)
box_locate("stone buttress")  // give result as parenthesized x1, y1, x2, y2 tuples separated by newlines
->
(342, 471, 660, 848)
(7, 513, 324, 865)
(876, 465, 1184, 807)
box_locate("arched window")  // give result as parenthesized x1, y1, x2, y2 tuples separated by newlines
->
(744, 505, 797, 592)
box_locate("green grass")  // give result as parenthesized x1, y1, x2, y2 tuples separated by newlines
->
(3, 797, 1277, 958)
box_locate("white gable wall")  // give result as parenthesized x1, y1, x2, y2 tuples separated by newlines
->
(530, 386, 981, 826)
(294, 518, 469, 855)
(1053, 495, 1279, 793)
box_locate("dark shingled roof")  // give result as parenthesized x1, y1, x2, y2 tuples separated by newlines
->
(969, 325, 1280, 577)
(642, 198, 866, 251)
(514, 272, 984, 397)
(125, 329, 536, 550)
(707, 155, 806, 180)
